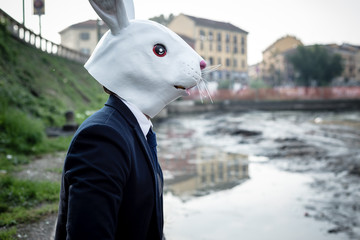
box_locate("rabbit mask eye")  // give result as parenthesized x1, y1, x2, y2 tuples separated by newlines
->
(153, 44, 167, 57)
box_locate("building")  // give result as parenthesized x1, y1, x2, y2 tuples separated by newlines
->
(253, 35, 303, 86)
(325, 43, 360, 85)
(250, 35, 360, 86)
(59, 20, 109, 55)
(168, 14, 249, 82)
(59, 15, 249, 84)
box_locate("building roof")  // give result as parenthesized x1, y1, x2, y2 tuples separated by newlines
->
(183, 14, 248, 34)
(59, 20, 109, 34)
(263, 35, 302, 53)
(324, 43, 360, 53)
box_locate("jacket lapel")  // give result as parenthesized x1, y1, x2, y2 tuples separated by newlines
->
(105, 95, 162, 236)
(105, 95, 157, 172)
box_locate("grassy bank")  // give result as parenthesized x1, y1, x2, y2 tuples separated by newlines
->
(0, 21, 107, 238)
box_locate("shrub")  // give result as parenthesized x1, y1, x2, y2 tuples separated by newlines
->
(0, 104, 45, 154)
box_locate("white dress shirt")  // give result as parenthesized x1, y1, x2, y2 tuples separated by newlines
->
(120, 97, 153, 139)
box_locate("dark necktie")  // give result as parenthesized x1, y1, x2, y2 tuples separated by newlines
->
(146, 128, 164, 234)
(146, 128, 157, 161)
(146, 128, 163, 196)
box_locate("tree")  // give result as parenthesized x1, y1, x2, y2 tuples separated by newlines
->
(149, 14, 174, 26)
(287, 45, 343, 86)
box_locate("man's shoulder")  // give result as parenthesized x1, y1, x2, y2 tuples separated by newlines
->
(76, 106, 131, 136)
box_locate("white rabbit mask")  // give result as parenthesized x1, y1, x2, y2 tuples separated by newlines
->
(85, 0, 207, 118)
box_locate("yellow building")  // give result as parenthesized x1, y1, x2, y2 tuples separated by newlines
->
(59, 20, 108, 55)
(168, 14, 249, 82)
(260, 35, 303, 86)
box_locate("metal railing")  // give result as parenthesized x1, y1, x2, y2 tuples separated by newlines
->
(0, 8, 89, 64)
(186, 86, 360, 102)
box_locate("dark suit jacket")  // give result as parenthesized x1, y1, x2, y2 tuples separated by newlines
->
(55, 95, 164, 240)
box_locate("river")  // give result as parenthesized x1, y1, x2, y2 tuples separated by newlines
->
(154, 110, 360, 240)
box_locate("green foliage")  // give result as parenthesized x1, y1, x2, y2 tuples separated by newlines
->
(287, 45, 344, 86)
(0, 175, 60, 227)
(217, 79, 231, 89)
(0, 154, 29, 172)
(149, 14, 175, 26)
(33, 136, 72, 154)
(0, 21, 107, 155)
(249, 78, 269, 89)
(0, 227, 17, 240)
(0, 23, 16, 64)
(0, 22, 106, 129)
(0, 176, 59, 210)
(0, 105, 45, 154)
(0, 203, 58, 227)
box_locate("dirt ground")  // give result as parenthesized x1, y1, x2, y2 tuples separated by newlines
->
(14, 152, 65, 240)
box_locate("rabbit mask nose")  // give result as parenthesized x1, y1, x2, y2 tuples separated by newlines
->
(200, 60, 207, 70)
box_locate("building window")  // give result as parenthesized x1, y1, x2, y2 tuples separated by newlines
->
(209, 31, 213, 41)
(200, 41, 204, 51)
(241, 36, 245, 45)
(209, 57, 214, 65)
(217, 32, 222, 42)
(217, 43, 222, 52)
(199, 29, 206, 40)
(241, 47, 245, 55)
(226, 58, 230, 67)
(233, 46, 238, 53)
(80, 32, 90, 41)
(80, 48, 90, 55)
(226, 33, 230, 43)
(233, 59, 238, 67)
(226, 44, 230, 53)
(242, 60, 246, 68)
(218, 58, 222, 65)
(233, 35, 237, 44)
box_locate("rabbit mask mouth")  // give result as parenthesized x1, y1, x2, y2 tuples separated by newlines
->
(174, 84, 197, 95)
(174, 85, 186, 90)
(174, 84, 196, 90)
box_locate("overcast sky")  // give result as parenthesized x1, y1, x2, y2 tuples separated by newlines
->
(1, 0, 359, 65)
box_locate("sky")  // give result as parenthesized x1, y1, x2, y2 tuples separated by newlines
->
(1, 0, 359, 65)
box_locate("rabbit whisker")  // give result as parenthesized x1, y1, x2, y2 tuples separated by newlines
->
(201, 64, 221, 75)
(193, 65, 219, 104)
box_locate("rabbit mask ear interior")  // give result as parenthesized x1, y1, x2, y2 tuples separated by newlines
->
(89, 0, 131, 34)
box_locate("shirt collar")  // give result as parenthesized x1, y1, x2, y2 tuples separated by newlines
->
(118, 96, 152, 138)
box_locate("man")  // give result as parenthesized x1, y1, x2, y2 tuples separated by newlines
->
(55, 88, 164, 239)
(54, 0, 206, 239)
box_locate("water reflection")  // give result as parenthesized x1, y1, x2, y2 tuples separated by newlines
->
(155, 111, 359, 240)
(156, 119, 249, 197)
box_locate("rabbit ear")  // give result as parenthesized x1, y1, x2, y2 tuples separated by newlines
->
(123, 0, 135, 20)
(89, 0, 131, 34)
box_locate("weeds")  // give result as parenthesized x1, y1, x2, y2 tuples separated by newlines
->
(0, 105, 45, 154)
(0, 227, 17, 240)
(0, 175, 60, 227)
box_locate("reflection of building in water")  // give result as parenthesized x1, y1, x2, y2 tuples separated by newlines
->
(161, 146, 249, 196)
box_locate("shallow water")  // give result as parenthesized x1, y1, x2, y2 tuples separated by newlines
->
(155, 111, 360, 239)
